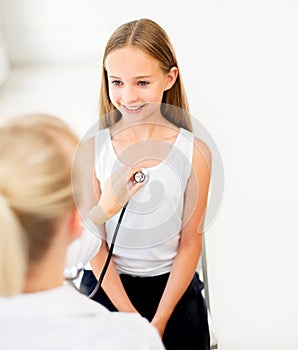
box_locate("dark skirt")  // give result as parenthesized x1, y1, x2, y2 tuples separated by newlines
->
(81, 270, 210, 350)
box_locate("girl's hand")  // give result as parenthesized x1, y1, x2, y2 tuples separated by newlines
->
(151, 316, 167, 338)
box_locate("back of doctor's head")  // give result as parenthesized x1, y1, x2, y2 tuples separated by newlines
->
(0, 114, 78, 297)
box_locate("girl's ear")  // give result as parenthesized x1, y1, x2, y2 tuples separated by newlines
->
(164, 66, 179, 91)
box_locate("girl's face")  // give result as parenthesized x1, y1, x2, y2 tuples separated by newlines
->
(105, 46, 177, 117)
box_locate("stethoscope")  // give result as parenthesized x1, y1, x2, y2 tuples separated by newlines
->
(64, 169, 148, 298)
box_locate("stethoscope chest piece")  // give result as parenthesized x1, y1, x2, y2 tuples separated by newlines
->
(133, 168, 148, 183)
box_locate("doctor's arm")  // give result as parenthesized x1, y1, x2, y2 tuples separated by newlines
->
(89, 168, 143, 313)
(66, 166, 143, 276)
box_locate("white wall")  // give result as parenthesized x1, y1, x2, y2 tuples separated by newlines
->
(0, 14, 9, 85)
(0, 0, 197, 65)
(0, 1, 297, 349)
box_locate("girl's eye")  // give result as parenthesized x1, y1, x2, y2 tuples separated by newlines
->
(111, 80, 122, 86)
(138, 81, 149, 86)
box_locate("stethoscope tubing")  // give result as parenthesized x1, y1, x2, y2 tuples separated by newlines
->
(88, 204, 127, 298)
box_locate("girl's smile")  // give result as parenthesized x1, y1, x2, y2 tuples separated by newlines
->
(122, 104, 146, 114)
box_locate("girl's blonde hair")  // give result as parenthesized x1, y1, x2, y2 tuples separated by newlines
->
(99, 18, 193, 131)
(0, 114, 78, 296)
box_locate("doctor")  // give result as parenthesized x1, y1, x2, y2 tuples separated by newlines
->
(0, 114, 164, 350)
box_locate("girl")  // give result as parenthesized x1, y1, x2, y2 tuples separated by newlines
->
(0, 114, 164, 350)
(82, 18, 211, 350)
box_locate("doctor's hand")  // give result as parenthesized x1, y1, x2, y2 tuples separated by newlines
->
(88, 167, 145, 225)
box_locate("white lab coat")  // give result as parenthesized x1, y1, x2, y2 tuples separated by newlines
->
(0, 285, 165, 350)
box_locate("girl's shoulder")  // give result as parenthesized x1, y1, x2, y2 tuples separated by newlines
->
(192, 136, 212, 171)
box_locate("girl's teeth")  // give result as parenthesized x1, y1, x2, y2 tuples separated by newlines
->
(127, 106, 142, 110)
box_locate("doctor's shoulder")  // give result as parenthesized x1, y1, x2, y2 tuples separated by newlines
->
(74, 291, 164, 349)
(108, 312, 165, 349)
(64, 290, 165, 349)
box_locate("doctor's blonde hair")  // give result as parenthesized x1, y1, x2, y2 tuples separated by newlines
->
(0, 115, 78, 296)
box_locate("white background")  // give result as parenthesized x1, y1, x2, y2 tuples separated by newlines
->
(0, 1, 297, 349)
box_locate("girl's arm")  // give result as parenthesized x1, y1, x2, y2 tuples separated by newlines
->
(151, 138, 212, 337)
(90, 242, 139, 313)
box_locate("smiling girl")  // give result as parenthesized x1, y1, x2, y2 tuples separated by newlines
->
(81, 18, 211, 350)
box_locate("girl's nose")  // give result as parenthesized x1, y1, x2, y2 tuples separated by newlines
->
(121, 85, 138, 104)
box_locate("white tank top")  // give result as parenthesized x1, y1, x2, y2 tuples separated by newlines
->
(94, 127, 194, 276)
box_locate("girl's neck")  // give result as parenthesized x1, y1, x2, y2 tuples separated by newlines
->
(113, 115, 178, 141)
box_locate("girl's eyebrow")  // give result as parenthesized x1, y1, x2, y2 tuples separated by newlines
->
(108, 75, 153, 79)
(135, 75, 152, 79)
